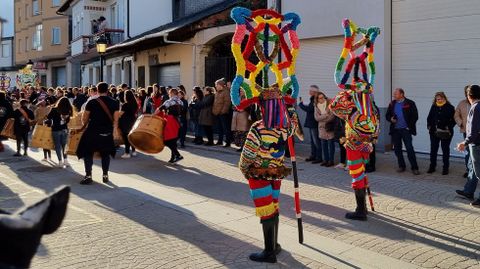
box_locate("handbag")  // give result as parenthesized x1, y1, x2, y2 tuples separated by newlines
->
(435, 128, 451, 140)
(31, 124, 55, 150)
(0, 118, 15, 139)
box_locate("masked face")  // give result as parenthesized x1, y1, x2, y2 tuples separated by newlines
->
(350, 111, 377, 136)
(330, 90, 356, 119)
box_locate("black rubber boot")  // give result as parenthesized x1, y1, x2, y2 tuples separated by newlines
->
(249, 219, 277, 263)
(274, 215, 281, 255)
(345, 188, 367, 221)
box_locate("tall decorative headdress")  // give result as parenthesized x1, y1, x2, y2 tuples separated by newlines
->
(331, 19, 380, 138)
(230, 7, 301, 128)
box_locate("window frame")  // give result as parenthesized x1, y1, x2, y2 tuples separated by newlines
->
(2, 43, 10, 58)
(32, 0, 40, 16)
(51, 27, 61, 45)
(33, 24, 43, 51)
(52, 0, 61, 7)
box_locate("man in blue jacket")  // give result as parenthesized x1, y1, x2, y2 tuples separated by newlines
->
(386, 88, 420, 175)
(299, 85, 322, 164)
(456, 84, 480, 207)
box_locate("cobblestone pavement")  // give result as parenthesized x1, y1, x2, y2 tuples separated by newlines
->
(0, 139, 479, 268)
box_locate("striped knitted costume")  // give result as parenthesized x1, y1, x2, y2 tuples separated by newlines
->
(239, 107, 299, 220)
(330, 19, 380, 190)
(229, 7, 302, 222)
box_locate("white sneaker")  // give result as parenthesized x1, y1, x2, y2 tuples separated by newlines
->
(121, 153, 131, 159)
(41, 158, 48, 162)
(131, 151, 137, 157)
(63, 159, 70, 167)
(335, 163, 345, 169)
(56, 162, 64, 168)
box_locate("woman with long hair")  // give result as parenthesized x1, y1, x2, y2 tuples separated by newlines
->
(46, 97, 73, 167)
(427, 92, 456, 175)
(314, 92, 336, 167)
(143, 86, 155, 114)
(198, 87, 215, 146)
(34, 100, 52, 161)
(151, 84, 163, 110)
(119, 90, 139, 158)
(160, 86, 169, 103)
(138, 88, 148, 114)
(13, 99, 34, 157)
(189, 87, 204, 144)
(178, 89, 189, 148)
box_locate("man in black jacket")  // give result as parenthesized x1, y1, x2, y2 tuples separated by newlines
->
(299, 85, 322, 163)
(386, 88, 420, 175)
(73, 87, 87, 112)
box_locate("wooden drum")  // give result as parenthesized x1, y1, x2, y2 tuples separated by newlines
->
(65, 129, 83, 156)
(65, 129, 101, 159)
(128, 114, 165, 154)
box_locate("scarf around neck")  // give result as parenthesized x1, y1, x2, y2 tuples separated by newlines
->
(317, 101, 327, 114)
(436, 100, 446, 107)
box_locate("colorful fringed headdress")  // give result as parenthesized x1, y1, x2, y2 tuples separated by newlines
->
(331, 19, 380, 137)
(334, 19, 380, 91)
(230, 7, 301, 128)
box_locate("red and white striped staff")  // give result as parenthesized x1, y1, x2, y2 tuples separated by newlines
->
(287, 136, 304, 244)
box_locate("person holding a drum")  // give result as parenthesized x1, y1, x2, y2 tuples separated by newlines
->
(155, 88, 184, 163)
(13, 99, 34, 157)
(76, 82, 120, 185)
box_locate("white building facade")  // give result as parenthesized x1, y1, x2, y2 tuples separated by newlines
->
(277, 0, 480, 155)
(60, 0, 133, 87)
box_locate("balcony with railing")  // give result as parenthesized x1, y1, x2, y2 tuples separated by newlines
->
(70, 29, 124, 57)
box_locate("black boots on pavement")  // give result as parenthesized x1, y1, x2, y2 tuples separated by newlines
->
(274, 215, 281, 255)
(345, 188, 368, 221)
(249, 215, 281, 263)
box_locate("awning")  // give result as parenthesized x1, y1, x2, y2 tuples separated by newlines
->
(107, 26, 181, 51)
(56, 0, 75, 15)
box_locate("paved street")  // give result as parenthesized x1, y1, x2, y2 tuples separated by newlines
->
(0, 140, 479, 269)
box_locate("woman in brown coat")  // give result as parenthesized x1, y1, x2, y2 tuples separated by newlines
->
(314, 92, 336, 167)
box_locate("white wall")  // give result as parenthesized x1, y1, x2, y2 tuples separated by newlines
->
(392, 0, 480, 154)
(72, 1, 85, 38)
(129, 0, 172, 37)
(281, 0, 391, 108)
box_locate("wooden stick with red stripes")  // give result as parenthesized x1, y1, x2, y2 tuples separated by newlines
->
(287, 136, 304, 244)
(365, 178, 375, 211)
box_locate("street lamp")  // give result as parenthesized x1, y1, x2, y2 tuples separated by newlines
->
(96, 35, 107, 82)
(26, 59, 34, 69)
